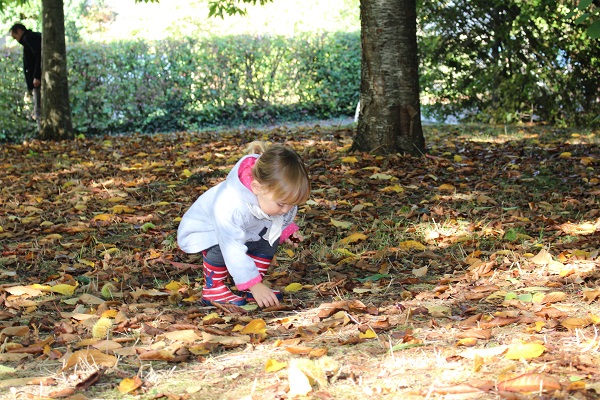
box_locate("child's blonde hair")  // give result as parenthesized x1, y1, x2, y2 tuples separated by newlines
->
(246, 141, 310, 205)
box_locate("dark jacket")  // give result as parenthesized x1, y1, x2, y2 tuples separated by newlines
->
(19, 30, 42, 91)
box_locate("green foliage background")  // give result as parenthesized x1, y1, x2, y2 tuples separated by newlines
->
(1, 0, 598, 141)
(1, 32, 361, 140)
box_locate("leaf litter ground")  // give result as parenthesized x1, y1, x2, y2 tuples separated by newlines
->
(0, 123, 600, 399)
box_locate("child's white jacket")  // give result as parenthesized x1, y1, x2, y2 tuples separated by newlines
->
(177, 154, 298, 290)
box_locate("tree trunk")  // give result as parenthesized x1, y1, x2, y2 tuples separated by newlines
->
(40, 0, 73, 140)
(352, 0, 425, 156)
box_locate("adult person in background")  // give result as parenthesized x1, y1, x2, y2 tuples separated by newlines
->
(9, 23, 42, 132)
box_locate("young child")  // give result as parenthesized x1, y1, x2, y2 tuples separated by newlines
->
(177, 141, 310, 308)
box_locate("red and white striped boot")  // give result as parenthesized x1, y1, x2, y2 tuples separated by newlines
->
(201, 260, 246, 306)
(244, 254, 283, 302)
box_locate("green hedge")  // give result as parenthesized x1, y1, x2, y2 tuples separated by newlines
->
(0, 32, 361, 140)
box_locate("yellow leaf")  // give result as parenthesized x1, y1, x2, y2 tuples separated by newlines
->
(399, 240, 427, 251)
(339, 233, 367, 245)
(101, 309, 118, 318)
(241, 319, 267, 334)
(438, 183, 455, 192)
(285, 283, 304, 293)
(284, 248, 295, 257)
(359, 329, 377, 339)
(265, 359, 288, 372)
(341, 156, 358, 163)
(203, 313, 220, 322)
(457, 338, 478, 347)
(333, 248, 358, 257)
(99, 248, 119, 257)
(330, 218, 353, 229)
(380, 184, 404, 193)
(588, 313, 600, 325)
(182, 169, 193, 177)
(111, 205, 135, 214)
(79, 259, 95, 268)
(453, 155, 463, 162)
(504, 342, 546, 360)
(93, 213, 114, 221)
(581, 157, 595, 166)
(559, 152, 572, 158)
(51, 283, 77, 296)
(165, 281, 182, 291)
(118, 376, 143, 394)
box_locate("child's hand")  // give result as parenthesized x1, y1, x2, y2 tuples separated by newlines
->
(249, 282, 280, 308)
(284, 231, 304, 247)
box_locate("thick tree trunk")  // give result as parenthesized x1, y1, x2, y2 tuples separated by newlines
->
(352, 0, 425, 156)
(40, 0, 73, 140)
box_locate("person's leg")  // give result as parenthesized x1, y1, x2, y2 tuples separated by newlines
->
(32, 87, 41, 132)
(201, 246, 246, 305)
(245, 236, 283, 301)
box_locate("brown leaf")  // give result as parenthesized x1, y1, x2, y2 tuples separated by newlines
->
(540, 291, 567, 304)
(0, 326, 29, 337)
(561, 316, 592, 331)
(48, 388, 76, 398)
(535, 307, 568, 319)
(456, 329, 492, 340)
(285, 346, 315, 355)
(62, 349, 117, 370)
(431, 384, 484, 395)
(497, 373, 561, 392)
(138, 349, 176, 361)
(478, 317, 519, 329)
(583, 290, 600, 304)
(75, 367, 106, 390)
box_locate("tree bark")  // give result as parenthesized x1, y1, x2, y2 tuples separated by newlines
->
(40, 0, 74, 140)
(352, 0, 425, 156)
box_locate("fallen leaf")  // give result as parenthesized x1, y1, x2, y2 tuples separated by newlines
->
(284, 283, 303, 293)
(531, 248, 553, 265)
(63, 349, 117, 370)
(265, 359, 288, 372)
(359, 329, 377, 339)
(241, 319, 267, 335)
(497, 373, 561, 392)
(288, 362, 312, 396)
(583, 290, 600, 304)
(399, 240, 427, 251)
(339, 232, 368, 245)
(118, 376, 143, 394)
(504, 342, 546, 360)
(540, 291, 567, 304)
(163, 329, 201, 342)
(330, 218, 353, 229)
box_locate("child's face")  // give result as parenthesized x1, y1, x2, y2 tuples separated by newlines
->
(252, 182, 293, 216)
(257, 191, 293, 216)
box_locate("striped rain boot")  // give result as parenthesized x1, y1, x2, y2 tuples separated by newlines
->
(201, 259, 246, 306)
(244, 254, 283, 302)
